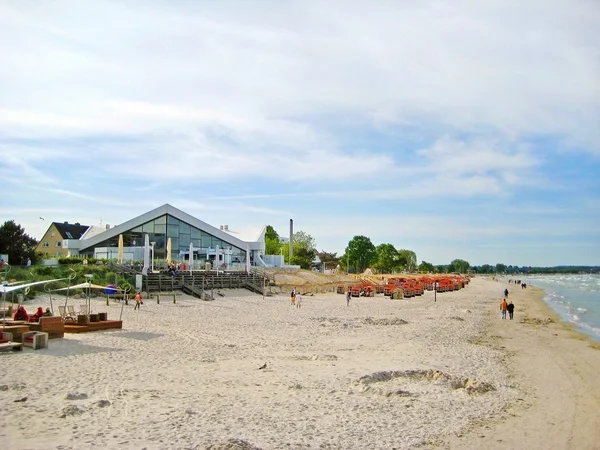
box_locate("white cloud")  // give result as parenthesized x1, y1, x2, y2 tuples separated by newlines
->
(1, 0, 599, 265)
(1, 0, 598, 147)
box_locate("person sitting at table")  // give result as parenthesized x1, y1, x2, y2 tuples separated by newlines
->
(43, 307, 52, 316)
(13, 305, 29, 321)
(29, 306, 44, 322)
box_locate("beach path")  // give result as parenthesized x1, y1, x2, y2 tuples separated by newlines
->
(440, 282, 600, 449)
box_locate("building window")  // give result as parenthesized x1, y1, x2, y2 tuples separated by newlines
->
(43, 242, 49, 247)
(55, 242, 62, 247)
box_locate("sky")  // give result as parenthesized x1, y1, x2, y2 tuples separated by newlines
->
(1, 0, 599, 267)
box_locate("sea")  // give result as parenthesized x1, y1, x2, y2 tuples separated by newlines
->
(519, 274, 600, 342)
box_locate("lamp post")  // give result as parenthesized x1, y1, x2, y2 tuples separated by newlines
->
(150, 242, 156, 273)
(84, 274, 93, 315)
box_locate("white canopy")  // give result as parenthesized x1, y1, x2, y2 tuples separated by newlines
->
(2, 278, 67, 294)
(52, 282, 124, 292)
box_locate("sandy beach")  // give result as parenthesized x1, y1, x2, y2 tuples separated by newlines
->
(1, 277, 599, 449)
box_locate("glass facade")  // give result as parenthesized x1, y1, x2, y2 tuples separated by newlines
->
(81, 214, 247, 264)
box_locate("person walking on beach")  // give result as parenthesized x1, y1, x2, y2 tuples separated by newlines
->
(507, 301, 515, 320)
(500, 298, 508, 319)
(291, 288, 296, 306)
(504, 288, 509, 299)
(296, 293, 302, 309)
(346, 290, 351, 306)
(134, 292, 143, 310)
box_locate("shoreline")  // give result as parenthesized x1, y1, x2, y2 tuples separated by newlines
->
(439, 278, 600, 449)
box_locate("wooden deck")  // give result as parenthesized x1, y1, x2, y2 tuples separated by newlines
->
(64, 320, 123, 334)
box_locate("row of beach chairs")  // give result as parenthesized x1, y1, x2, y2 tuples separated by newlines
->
(57, 305, 89, 322)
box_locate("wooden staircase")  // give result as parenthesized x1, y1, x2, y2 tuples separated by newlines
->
(142, 270, 275, 298)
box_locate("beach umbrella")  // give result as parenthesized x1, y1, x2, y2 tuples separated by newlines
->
(118, 234, 124, 264)
(142, 234, 150, 275)
(189, 242, 193, 274)
(166, 237, 172, 265)
(54, 282, 125, 316)
(53, 282, 121, 291)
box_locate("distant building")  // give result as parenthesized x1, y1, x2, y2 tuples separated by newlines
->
(36, 222, 90, 258)
(75, 204, 267, 267)
(36, 204, 273, 268)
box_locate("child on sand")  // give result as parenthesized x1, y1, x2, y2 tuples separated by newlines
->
(296, 293, 302, 308)
(134, 292, 143, 310)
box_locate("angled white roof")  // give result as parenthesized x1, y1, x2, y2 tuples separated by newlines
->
(222, 226, 266, 243)
(80, 225, 107, 240)
(79, 204, 265, 251)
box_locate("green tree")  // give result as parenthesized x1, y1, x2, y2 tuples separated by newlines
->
(478, 264, 493, 274)
(374, 243, 397, 273)
(0, 220, 38, 266)
(264, 225, 282, 255)
(345, 235, 376, 273)
(396, 249, 418, 272)
(448, 258, 470, 273)
(495, 263, 507, 274)
(316, 250, 339, 271)
(419, 261, 434, 273)
(435, 265, 446, 274)
(282, 231, 317, 269)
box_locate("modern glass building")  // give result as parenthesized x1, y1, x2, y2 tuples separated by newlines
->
(75, 204, 266, 268)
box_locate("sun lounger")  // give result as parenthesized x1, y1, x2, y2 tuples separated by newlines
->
(58, 306, 76, 323)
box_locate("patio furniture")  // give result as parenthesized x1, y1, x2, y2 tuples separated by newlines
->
(22, 331, 49, 350)
(0, 331, 13, 342)
(27, 316, 65, 339)
(58, 306, 76, 323)
(0, 331, 23, 352)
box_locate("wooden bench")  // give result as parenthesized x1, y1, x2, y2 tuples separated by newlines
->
(27, 316, 65, 339)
